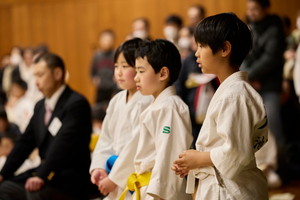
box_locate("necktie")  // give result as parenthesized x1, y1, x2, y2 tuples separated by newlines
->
(44, 103, 52, 125)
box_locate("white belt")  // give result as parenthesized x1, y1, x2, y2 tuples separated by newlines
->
(186, 161, 258, 194)
(186, 167, 216, 194)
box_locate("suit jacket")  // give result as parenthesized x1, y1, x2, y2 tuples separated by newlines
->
(0, 85, 93, 198)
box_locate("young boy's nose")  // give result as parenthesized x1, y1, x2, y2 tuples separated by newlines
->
(134, 74, 139, 82)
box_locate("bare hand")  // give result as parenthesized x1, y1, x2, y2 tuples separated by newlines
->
(171, 163, 189, 178)
(173, 150, 211, 172)
(25, 177, 44, 192)
(98, 177, 117, 195)
(91, 168, 108, 186)
(0, 175, 4, 183)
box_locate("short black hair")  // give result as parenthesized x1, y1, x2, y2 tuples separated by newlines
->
(165, 15, 183, 28)
(135, 39, 181, 85)
(248, 0, 270, 8)
(34, 53, 66, 79)
(114, 38, 143, 67)
(194, 12, 252, 67)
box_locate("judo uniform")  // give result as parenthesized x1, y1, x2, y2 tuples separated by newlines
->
(131, 86, 193, 200)
(188, 71, 269, 200)
(90, 90, 152, 199)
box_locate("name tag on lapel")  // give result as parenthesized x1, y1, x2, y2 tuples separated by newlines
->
(48, 117, 62, 137)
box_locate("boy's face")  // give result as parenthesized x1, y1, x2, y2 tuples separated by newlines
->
(135, 57, 162, 98)
(195, 43, 222, 74)
(114, 52, 137, 91)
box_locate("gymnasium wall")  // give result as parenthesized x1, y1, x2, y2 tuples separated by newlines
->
(0, 0, 299, 103)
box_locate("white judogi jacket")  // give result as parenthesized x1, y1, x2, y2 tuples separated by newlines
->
(90, 90, 152, 199)
(188, 71, 268, 200)
(132, 86, 193, 200)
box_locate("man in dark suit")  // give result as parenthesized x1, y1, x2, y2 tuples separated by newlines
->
(0, 53, 93, 200)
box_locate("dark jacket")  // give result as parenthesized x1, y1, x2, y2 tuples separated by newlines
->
(0, 86, 93, 198)
(242, 15, 286, 92)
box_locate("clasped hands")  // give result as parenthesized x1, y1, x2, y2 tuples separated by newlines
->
(172, 149, 211, 178)
(91, 168, 117, 195)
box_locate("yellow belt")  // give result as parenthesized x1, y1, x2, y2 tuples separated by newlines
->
(119, 172, 152, 200)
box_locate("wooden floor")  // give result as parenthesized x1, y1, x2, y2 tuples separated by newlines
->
(269, 180, 300, 200)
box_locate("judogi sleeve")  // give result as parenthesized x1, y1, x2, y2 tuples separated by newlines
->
(147, 102, 192, 199)
(210, 96, 268, 179)
(90, 98, 116, 172)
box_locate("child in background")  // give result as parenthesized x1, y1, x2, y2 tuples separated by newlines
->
(89, 103, 107, 152)
(119, 39, 193, 200)
(5, 79, 33, 133)
(0, 108, 39, 174)
(90, 38, 152, 199)
(172, 13, 269, 199)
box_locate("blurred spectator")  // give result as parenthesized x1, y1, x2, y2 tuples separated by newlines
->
(12, 47, 43, 103)
(5, 79, 33, 133)
(90, 103, 107, 152)
(1, 47, 22, 94)
(291, 11, 300, 47)
(90, 30, 118, 103)
(178, 26, 194, 60)
(0, 107, 21, 161)
(283, 12, 300, 81)
(163, 15, 183, 45)
(12, 47, 34, 83)
(282, 16, 295, 80)
(130, 17, 151, 40)
(187, 5, 206, 28)
(0, 107, 21, 141)
(9, 47, 22, 67)
(175, 6, 207, 147)
(91, 102, 107, 135)
(0, 108, 40, 178)
(294, 43, 300, 101)
(0, 54, 11, 92)
(0, 54, 10, 69)
(242, 0, 286, 188)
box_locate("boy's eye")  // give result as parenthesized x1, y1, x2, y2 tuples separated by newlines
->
(136, 69, 144, 73)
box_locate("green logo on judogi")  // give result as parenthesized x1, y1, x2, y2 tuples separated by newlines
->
(163, 126, 171, 134)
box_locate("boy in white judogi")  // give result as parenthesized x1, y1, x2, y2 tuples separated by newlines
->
(90, 38, 152, 199)
(173, 13, 269, 200)
(119, 40, 193, 200)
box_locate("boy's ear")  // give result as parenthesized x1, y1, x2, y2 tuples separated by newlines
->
(159, 66, 170, 82)
(221, 41, 232, 57)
